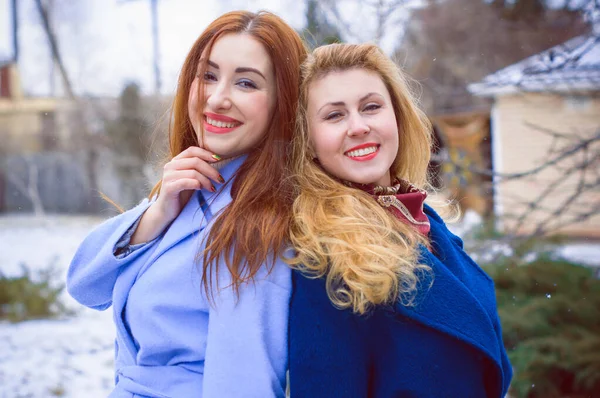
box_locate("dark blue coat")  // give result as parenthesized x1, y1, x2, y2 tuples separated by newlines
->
(288, 205, 512, 398)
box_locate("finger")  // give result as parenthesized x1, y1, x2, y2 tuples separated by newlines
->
(164, 170, 215, 193)
(174, 146, 221, 163)
(167, 157, 224, 184)
(164, 178, 204, 195)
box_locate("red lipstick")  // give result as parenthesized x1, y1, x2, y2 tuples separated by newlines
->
(344, 142, 379, 154)
(203, 112, 243, 134)
(344, 143, 380, 162)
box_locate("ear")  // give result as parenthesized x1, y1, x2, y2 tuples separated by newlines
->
(310, 147, 321, 165)
(307, 143, 318, 161)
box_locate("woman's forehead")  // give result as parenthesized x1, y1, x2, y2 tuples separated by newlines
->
(308, 69, 388, 105)
(201, 33, 273, 76)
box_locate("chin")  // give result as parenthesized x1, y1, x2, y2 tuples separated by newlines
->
(347, 171, 387, 185)
(345, 176, 375, 185)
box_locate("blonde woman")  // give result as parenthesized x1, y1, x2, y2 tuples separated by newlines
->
(286, 43, 512, 398)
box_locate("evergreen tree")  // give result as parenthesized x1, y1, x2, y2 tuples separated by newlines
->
(106, 83, 152, 208)
(484, 258, 600, 397)
(300, 0, 342, 49)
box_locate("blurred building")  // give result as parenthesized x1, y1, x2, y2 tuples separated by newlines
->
(431, 111, 494, 218)
(0, 55, 168, 214)
(0, 57, 72, 154)
(469, 33, 600, 238)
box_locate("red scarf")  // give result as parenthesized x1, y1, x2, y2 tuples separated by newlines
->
(350, 179, 430, 235)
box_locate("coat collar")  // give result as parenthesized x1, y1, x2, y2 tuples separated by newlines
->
(394, 204, 508, 395)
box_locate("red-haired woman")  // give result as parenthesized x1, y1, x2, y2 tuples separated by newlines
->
(67, 11, 306, 398)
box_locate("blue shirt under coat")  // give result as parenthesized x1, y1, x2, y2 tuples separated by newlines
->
(67, 156, 291, 398)
(288, 204, 513, 398)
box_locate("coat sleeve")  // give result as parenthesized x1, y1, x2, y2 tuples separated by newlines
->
(66, 198, 158, 311)
(201, 256, 292, 398)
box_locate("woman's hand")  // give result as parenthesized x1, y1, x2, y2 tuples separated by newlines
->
(130, 147, 224, 244)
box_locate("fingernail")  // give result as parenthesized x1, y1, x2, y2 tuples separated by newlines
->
(210, 185, 216, 193)
(211, 154, 222, 161)
(218, 175, 225, 184)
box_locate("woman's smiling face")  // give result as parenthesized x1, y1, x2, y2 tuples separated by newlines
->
(307, 68, 399, 186)
(188, 33, 276, 158)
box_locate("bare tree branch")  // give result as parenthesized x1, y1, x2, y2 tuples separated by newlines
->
(4, 156, 45, 217)
(319, 0, 408, 45)
(34, 0, 75, 99)
(446, 121, 599, 260)
(319, 0, 364, 42)
(451, 130, 600, 180)
(33, 0, 105, 213)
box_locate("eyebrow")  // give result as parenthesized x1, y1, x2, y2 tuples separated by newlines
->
(317, 92, 383, 114)
(205, 60, 266, 80)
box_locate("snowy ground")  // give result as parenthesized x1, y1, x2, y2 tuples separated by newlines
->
(0, 214, 115, 398)
(447, 210, 600, 268)
(0, 212, 598, 398)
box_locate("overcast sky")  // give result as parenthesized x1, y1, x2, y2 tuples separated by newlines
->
(0, 0, 308, 97)
(0, 0, 589, 98)
(0, 0, 414, 98)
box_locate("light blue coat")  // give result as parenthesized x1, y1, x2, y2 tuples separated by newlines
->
(67, 156, 291, 398)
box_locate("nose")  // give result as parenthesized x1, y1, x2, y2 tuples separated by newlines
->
(346, 113, 370, 137)
(205, 82, 232, 111)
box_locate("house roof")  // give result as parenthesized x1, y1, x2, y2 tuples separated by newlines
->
(468, 33, 600, 97)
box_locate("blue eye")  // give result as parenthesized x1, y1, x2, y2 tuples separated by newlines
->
(237, 79, 258, 89)
(203, 71, 217, 82)
(363, 103, 381, 112)
(325, 112, 343, 121)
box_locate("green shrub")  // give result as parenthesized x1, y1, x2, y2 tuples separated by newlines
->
(0, 260, 70, 322)
(483, 257, 600, 398)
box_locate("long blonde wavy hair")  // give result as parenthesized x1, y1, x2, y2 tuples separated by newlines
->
(287, 43, 436, 315)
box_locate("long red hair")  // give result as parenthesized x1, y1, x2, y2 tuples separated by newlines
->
(150, 11, 307, 297)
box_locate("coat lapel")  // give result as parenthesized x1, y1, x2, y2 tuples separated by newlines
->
(394, 207, 506, 391)
(142, 192, 210, 270)
(113, 156, 247, 361)
(397, 252, 502, 361)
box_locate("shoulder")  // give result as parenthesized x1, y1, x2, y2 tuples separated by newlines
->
(423, 203, 445, 226)
(423, 203, 464, 249)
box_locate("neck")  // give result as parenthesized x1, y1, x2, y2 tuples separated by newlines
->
(369, 171, 392, 187)
(377, 172, 392, 187)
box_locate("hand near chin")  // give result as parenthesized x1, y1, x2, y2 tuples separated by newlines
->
(154, 146, 224, 222)
(131, 146, 223, 244)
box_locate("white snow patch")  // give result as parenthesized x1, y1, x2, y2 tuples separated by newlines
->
(447, 210, 600, 268)
(0, 214, 115, 398)
(447, 209, 483, 238)
(556, 243, 600, 267)
(0, 211, 597, 397)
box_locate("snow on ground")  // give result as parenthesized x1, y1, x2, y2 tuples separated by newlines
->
(556, 243, 600, 267)
(0, 212, 598, 398)
(0, 311, 115, 398)
(448, 210, 600, 268)
(0, 214, 115, 398)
